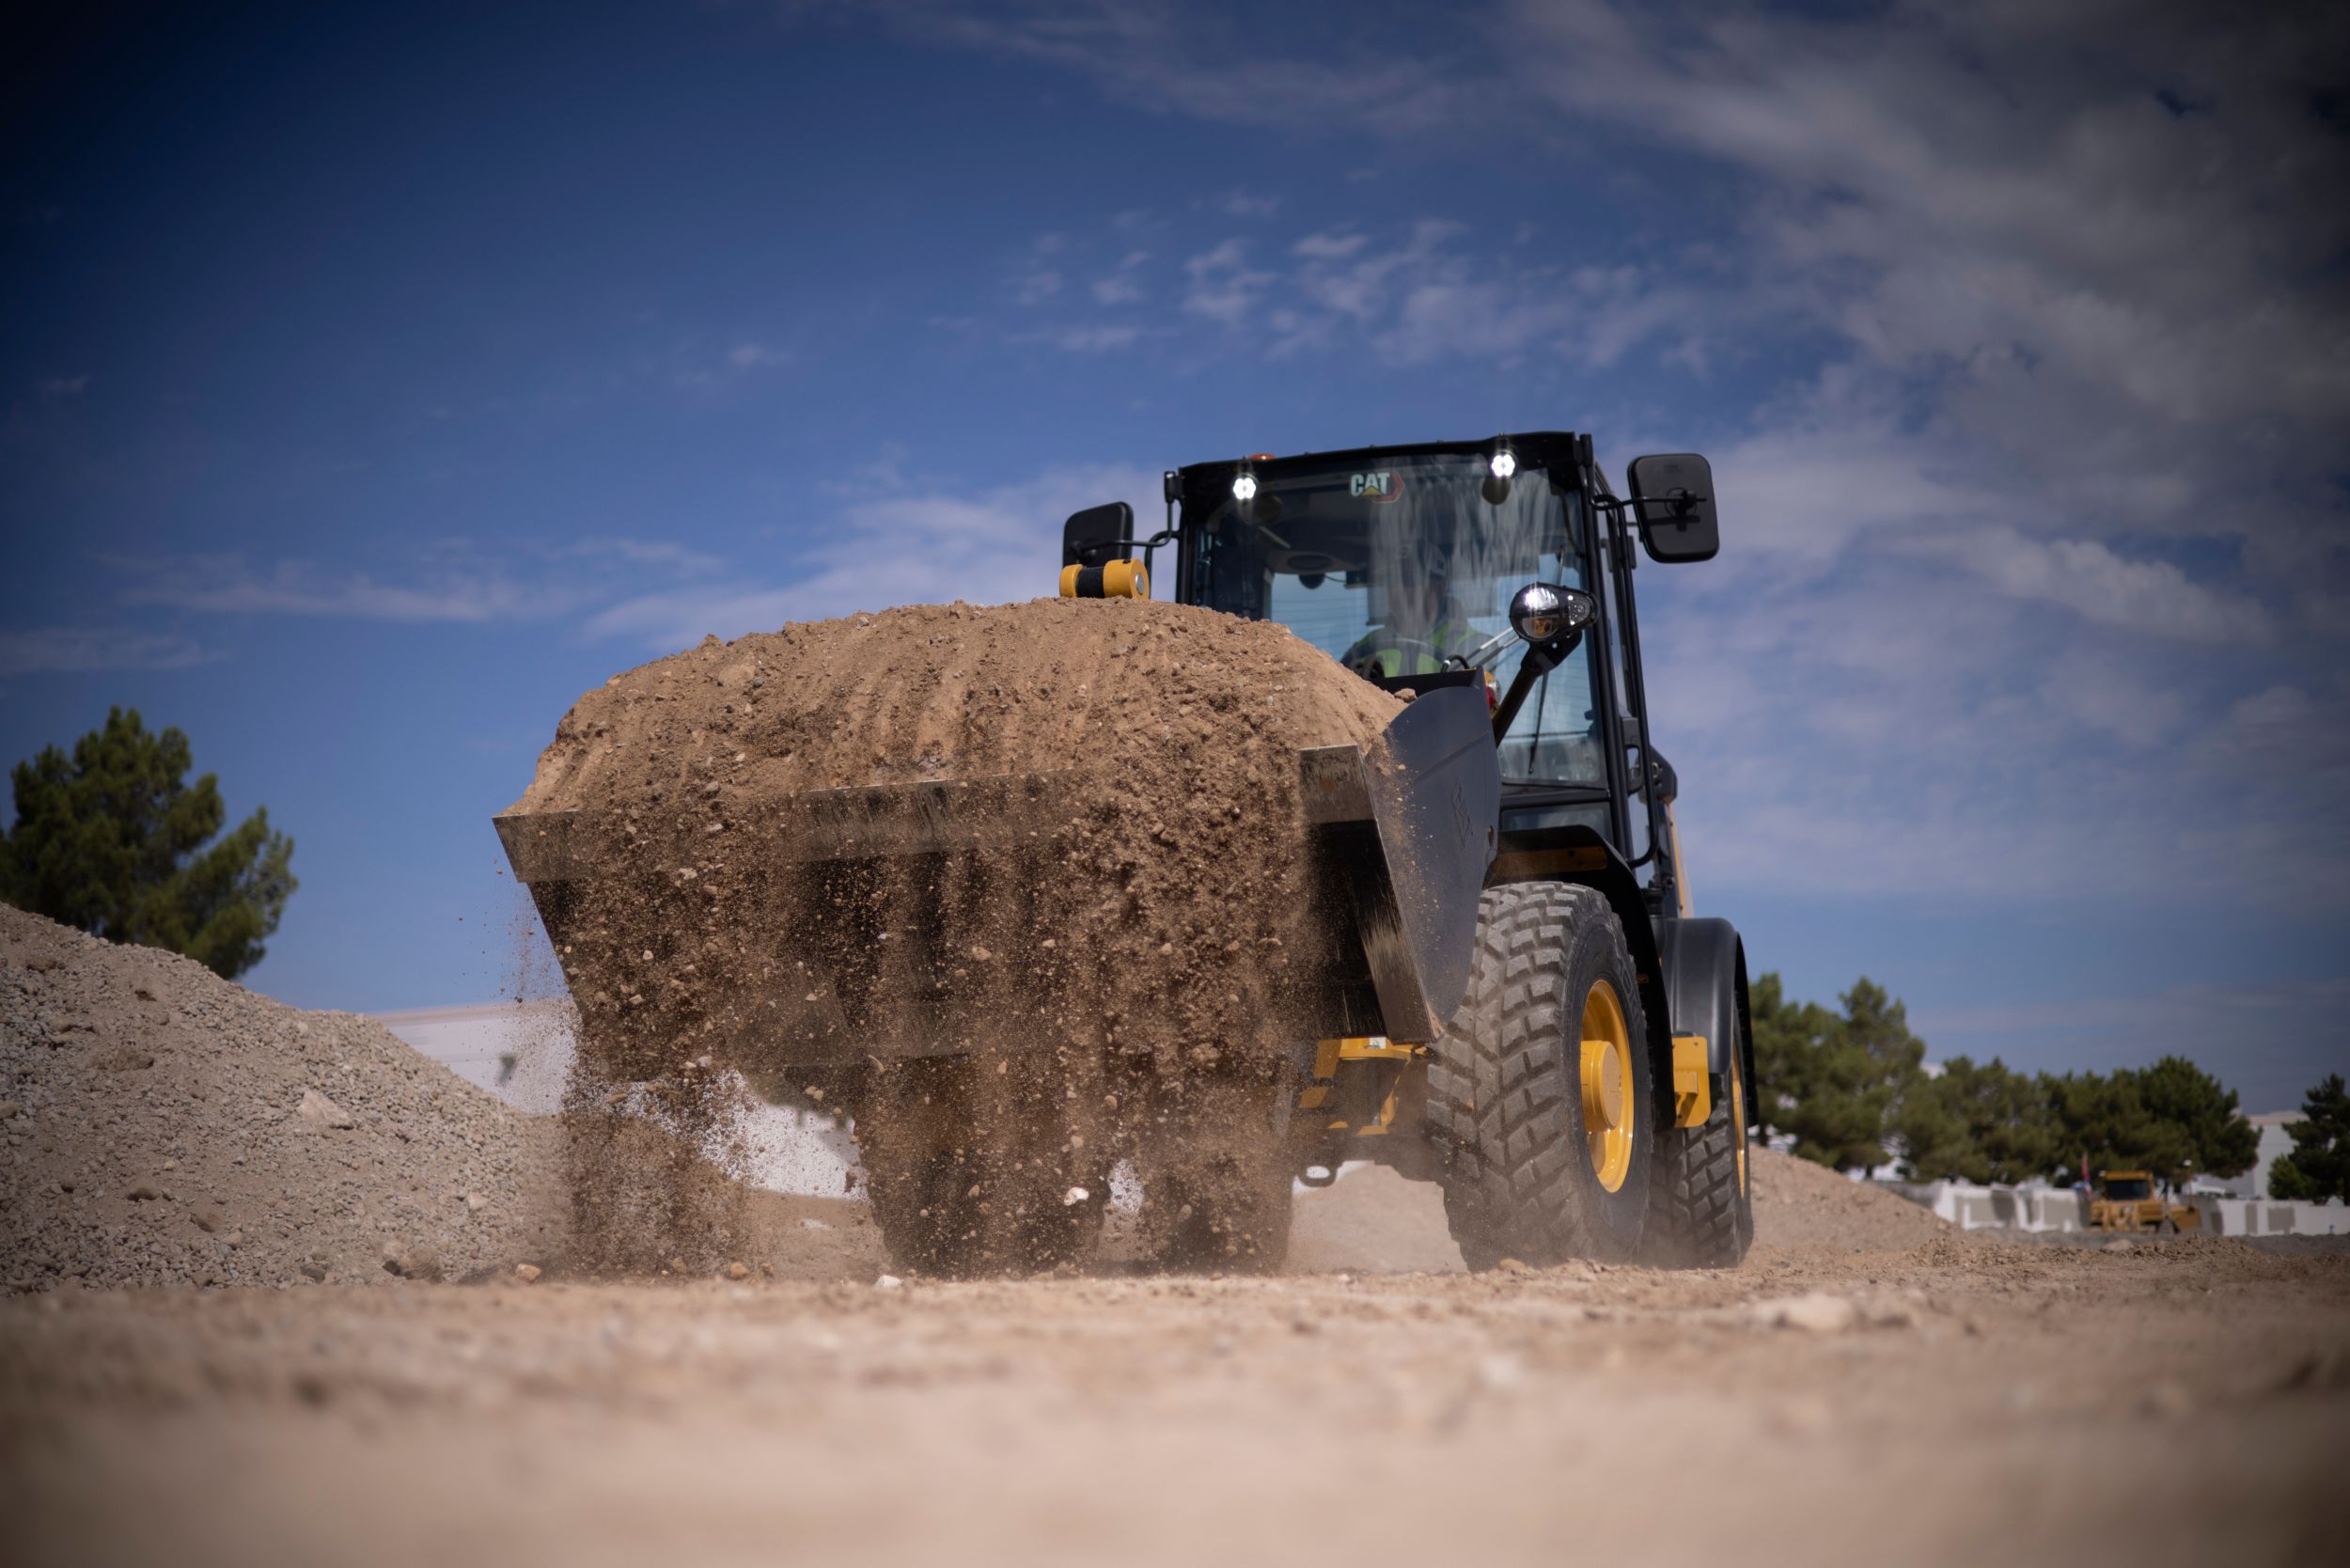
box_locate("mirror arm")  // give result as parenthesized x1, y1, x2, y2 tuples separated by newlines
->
(1136, 526, 1179, 582)
(1490, 635, 1574, 743)
(1593, 493, 1711, 527)
(1073, 525, 1181, 578)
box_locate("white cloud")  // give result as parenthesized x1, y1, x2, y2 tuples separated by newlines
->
(1182, 238, 1274, 327)
(1696, 416, 2002, 568)
(1292, 232, 1368, 260)
(113, 537, 728, 627)
(1090, 249, 1150, 305)
(565, 538, 728, 576)
(1010, 232, 1069, 306)
(727, 343, 789, 369)
(838, 3, 1491, 136)
(1033, 324, 1147, 353)
(122, 560, 571, 623)
(1939, 529, 2272, 646)
(0, 627, 219, 677)
(1216, 188, 1281, 218)
(1506, 0, 2350, 512)
(587, 461, 1162, 648)
(1165, 219, 1701, 371)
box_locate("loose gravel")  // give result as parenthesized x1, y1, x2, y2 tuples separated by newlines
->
(0, 905, 568, 1291)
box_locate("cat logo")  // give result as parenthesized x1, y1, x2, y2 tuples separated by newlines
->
(1351, 470, 1401, 502)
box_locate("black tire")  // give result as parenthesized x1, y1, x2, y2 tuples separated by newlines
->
(1429, 882, 1653, 1268)
(1136, 1060, 1295, 1273)
(855, 1055, 1107, 1278)
(1640, 1020, 1754, 1268)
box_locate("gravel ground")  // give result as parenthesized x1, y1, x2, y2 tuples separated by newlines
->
(3, 1229, 2344, 1568)
(7, 906, 2346, 1567)
(0, 906, 568, 1289)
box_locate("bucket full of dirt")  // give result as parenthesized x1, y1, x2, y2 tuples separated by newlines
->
(498, 597, 1496, 1090)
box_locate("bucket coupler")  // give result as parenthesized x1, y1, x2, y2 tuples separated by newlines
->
(494, 685, 1500, 1063)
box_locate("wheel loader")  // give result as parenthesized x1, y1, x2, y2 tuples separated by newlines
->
(2087, 1170, 2201, 1233)
(497, 431, 1756, 1274)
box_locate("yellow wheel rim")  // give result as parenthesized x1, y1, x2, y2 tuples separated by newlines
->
(1731, 1048, 1748, 1194)
(1579, 980, 1635, 1194)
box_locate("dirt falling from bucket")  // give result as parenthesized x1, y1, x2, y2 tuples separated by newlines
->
(509, 596, 1402, 1269)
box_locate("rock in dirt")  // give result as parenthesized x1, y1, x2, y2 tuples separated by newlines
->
(1751, 1292, 1862, 1333)
(297, 1089, 357, 1130)
(384, 1247, 445, 1283)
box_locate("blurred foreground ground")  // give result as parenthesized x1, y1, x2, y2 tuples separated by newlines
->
(6, 909, 2344, 1565)
(5, 1164, 2345, 1568)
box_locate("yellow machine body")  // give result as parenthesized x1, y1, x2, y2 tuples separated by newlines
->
(1058, 559, 1150, 599)
(2087, 1169, 2201, 1233)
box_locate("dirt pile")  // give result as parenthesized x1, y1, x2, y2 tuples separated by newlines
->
(1746, 1146, 1959, 1251)
(510, 596, 1402, 1089)
(0, 905, 568, 1290)
(1279, 1146, 1961, 1275)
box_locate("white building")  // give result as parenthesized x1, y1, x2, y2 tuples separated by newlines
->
(2229, 1112, 2307, 1200)
(376, 1000, 862, 1198)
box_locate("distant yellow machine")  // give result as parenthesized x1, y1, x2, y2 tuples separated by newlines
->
(2088, 1170, 2201, 1233)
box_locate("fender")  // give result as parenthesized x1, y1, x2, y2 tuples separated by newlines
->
(1654, 915, 1745, 1096)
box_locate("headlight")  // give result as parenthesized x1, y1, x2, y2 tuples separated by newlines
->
(1232, 472, 1259, 503)
(1490, 449, 1516, 480)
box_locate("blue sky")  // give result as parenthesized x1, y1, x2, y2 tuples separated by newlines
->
(5, 0, 2345, 1109)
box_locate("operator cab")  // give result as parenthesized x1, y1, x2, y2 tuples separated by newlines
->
(1061, 431, 1719, 920)
(1178, 447, 1601, 795)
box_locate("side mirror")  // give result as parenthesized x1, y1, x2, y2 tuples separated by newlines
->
(1493, 582, 1599, 740)
(1627, 453, 1718, 563)
(1508, 582, 1597, 650)
(1061, 501, 1135, 568)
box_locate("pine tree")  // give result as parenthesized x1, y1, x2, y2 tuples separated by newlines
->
(1751, 972, 1923, 1173)
(2, 708, 296, 979)
(1893, 1056, 2062, 1184)
(2268, 1075, 2350, 1200)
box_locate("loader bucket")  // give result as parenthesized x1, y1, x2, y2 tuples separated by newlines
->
(494, 684, 1498, 1069)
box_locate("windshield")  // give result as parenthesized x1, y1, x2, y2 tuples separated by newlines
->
(2103, 1178, 2153, 1200)
(1183, 453, 1605, 788)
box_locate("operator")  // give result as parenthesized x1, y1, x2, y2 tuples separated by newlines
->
(1344, 557, 1480, 679)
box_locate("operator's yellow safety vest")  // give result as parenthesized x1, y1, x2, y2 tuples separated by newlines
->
(1345, 619, 1477, 678)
